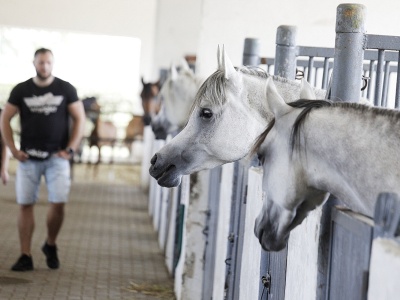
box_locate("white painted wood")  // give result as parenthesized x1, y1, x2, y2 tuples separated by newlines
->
(150, 139, 166, 231)
(368, 238, 400, 299)
(165, 186, 180, 274)
(212, 162, 234, 300)
(158, 187, 170, 250)
(285, 207, 323, 300)
(238, 166, 263, 300)
(174, 175, 190, 300)
(141, 126, 155, 192)
(179, 170, 210, 300)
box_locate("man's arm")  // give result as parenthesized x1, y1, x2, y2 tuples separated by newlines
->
(67, 100, 85, 151)
(0, 103, 28, 162)
(1, 141, 9, 185)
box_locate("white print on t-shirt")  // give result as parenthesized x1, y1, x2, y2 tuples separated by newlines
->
(24, 93, 64, 115)
(26, 149, 49, 159)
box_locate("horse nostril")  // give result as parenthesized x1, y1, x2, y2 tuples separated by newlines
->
(150, 154, 157, 165)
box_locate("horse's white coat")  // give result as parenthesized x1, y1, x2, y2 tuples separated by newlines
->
(151, 61, 202, 137)
(149, 49, 326, 187)
(255, 79, 400, 250)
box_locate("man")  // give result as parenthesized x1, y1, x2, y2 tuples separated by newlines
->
(1, 48, 85, 271)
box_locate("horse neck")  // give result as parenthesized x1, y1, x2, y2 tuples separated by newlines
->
(272, 76, 326, 102)
(297, 107, 400, 216)
(242, 75, 275, 127)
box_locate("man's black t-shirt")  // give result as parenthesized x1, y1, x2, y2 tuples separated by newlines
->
(8, 77, 78, 160)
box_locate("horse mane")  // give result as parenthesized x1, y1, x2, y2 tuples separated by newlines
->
(251, 119, 275, 156)
(253, 99, 400, 155)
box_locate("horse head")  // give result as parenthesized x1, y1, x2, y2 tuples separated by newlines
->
(151, 61, 200, 139)
(253, 78, 328, 251)
(140, 77, 161, 125)
(149, 47, 272, 187)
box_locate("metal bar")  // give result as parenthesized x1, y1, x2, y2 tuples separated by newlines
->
(367, 60, 375, 99)
(381, 61, 391, 107)
(331, 4, 366, 102)
(364, 49, 399, 62)
(307, 56, 314, 84)
(374, 50, 385, 106)
(274, 25, 297, 79)
(322, 58, 330, 89)
(314, 68, 319, 88)
(395, 51, 400, 109)
(366, 34, 400, 51)
(296, 46, 335, 58)
(242, 38, 261, 66)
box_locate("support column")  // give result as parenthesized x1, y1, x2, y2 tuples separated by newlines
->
(274, 25, 297, 79)
(331, 4, 366, 102)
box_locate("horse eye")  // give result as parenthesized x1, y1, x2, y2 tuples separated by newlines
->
(257, 152, 264, 163)
(200, 108, 213, 119)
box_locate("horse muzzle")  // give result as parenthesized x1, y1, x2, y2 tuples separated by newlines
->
(149, 154, 182, 187)
(254, 218, 288, 252)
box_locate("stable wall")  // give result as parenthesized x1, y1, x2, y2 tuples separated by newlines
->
(195, 0, 400, 78)
(153, 0, 202, 71)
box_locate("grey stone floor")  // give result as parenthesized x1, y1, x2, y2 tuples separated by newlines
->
(0, 161, 174, 300)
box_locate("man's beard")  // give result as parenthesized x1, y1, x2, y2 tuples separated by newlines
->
(36, 71, 51, 80)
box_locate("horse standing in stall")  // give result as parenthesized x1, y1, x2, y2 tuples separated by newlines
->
(151, 61, 202, 139)
(124, 114, 144, 157)
(140, 77, 161, 126)
(252, 78, 400, 251)
(149, 48, 326, 187)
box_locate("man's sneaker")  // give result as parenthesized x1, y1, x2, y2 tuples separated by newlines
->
(41, 242, 59, 269)
(11, 254, 34, 271)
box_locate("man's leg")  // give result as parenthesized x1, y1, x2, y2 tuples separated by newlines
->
(12, 159, 40, 271)
(18, 204, 35, 255)
(42, 156, 70, 269)
(46, 202, 64, 245)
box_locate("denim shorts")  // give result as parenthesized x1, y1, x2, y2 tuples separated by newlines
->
(16, 156, 71, 205)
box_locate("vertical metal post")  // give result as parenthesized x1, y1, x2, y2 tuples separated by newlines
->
(395, 52, 400, 109)
(274, 25, 297, 80)
(331, 4, 367, 103)
(374, 50, 385, 106)
(322, 58, 330, 89)
(242, 38, 261, 67)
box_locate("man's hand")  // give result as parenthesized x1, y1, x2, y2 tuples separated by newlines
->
(56, 150, 71, 160)
(12, 149, 29, 162)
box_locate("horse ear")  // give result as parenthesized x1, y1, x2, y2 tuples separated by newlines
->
(221, 45, 237, 81)
(300, 79, 316, 100)
(180, 58, 191, 72)
(170, 64, 178, 81)
(266, 77, 291, 117)
(141, 77, 145, 85)
(217, 45, 221, 69)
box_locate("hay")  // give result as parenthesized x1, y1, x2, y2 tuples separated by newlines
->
(127, 281, 175, 299)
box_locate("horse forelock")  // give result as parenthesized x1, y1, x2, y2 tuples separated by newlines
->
(192, 66, 271, 110)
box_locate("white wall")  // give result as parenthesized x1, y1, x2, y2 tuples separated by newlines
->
(153, 0, 202, 71)
(3, 1, 398, 83)
(0, 0, 158, 81)
(195, 0, 400, 78)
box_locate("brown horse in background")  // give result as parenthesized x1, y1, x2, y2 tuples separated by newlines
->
(140, 77, 161, 125)
(80, 97, 117, 164)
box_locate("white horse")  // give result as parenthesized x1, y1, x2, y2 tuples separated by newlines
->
(252, 78, 400, 251)
(151, 60, 202, 139)
(149, 48, 326, 187)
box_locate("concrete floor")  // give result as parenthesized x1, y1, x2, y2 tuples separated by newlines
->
(0, 160, 174, 300)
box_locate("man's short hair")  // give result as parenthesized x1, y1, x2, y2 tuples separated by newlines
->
(34, 48, 53, 58)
